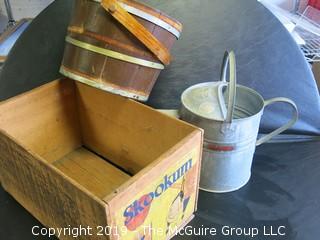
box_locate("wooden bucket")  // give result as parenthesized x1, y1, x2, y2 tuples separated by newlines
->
(60, 0, 182, 101)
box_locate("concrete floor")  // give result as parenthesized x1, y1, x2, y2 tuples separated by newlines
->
(0, 7, 8, 33)
(0, 0, 53, 33)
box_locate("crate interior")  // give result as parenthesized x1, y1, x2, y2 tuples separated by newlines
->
(0, 79, 195, 199)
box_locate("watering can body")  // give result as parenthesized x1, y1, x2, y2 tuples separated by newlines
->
(180, 94, 263, 192)
(180, 51, 298, 193)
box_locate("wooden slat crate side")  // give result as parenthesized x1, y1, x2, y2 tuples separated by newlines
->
(0, 131, 109, 240)
(75, 81, 196, 174)
(0, 79, 82, 163)
(194, 131, 204, 214)
(104, 130, 203, 240)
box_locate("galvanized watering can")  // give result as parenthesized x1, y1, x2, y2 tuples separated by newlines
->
(180, 51, 299, 193)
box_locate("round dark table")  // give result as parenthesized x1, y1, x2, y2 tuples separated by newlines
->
(0, 0, 319, 240)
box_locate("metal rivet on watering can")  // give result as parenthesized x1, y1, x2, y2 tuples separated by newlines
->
(180, 51, 299, 193)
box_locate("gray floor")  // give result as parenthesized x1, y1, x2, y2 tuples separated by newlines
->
(0, 0, 53, 33)
(0, 14, 8, 33)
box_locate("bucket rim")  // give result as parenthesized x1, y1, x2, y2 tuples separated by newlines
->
(91, 0, 182, 38)
(60, 66, 149, 101)
(181, 82, 265, 122)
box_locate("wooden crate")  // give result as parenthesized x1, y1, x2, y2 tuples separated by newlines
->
(0, 79, 203, 240)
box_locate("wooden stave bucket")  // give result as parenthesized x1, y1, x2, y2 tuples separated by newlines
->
(60, 0, 182, 101)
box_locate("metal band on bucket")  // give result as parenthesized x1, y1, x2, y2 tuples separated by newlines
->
(65, 36, 165, 69)
(60, 66, 149, 101)
(92, 0, 181, 38)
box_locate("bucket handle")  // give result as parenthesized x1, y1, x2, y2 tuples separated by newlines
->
(101, 0, 171, 65)
(219, 51, 237, 123)
(256, 98, 299, 146)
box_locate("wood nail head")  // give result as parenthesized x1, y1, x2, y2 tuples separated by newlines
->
(108, 5, 116, 13)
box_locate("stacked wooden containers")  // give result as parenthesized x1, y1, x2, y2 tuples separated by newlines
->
(61, 0, 183, 101)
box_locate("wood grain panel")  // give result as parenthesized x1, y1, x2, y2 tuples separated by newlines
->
(75, 81, 195, 174)
(0, 131, 109, 240)
(53, 147, 130, 199)
(0, 80, 82, 163)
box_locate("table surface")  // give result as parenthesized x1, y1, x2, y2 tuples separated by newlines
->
(0, 0, 319, 239)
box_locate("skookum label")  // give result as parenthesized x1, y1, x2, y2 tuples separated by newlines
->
(123, 159, 193, 231)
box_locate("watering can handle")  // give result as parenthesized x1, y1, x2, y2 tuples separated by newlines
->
(101, 0, 172, 65)
(220, 51, 237, 123)
(256, 98, 299, 146)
